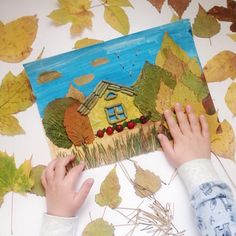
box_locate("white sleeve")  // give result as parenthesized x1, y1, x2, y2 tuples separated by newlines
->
(40, 214, 79, 236)
(177, 158, 220, 194)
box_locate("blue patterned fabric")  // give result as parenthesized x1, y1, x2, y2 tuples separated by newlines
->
(191, 181, 236, 236)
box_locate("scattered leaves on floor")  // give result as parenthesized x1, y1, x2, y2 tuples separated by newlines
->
(37, 71, 62, 84)
(95, 167, 122, 209)
(192, 4, 220, 38)
(148, 0, 165, 13)
(203, 51, 236, 82)
(0, 16, 38, 62)
(82, 218, 115, 236)
(66, 84, 85, 103)
(228, 33, 236, 41)
(211, 120, 235, 160)
(74, 38, 103, 49)
(0, 71, 34, 135)
(134, 164, 161, 198)
(0, 152, 34, 206)
(48, 0, 93, 35)
(168, 0, 191, 18)
(225, 82, 236, 116)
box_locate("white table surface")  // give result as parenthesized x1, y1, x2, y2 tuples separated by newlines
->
(0, 0, 236, 235)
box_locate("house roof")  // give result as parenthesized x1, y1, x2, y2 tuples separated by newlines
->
(78, 80, 136, 115)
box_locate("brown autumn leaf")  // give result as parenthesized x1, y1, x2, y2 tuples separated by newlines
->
(66, 84, 85, 103)
(148, 0, 165, 13)
(134, 164, 161, 198)
(203, 51, 236, 82)
(64, 102, 94, 146)
(0, 16, 38, 63)
(225, 82, 236, 116)
(208, 5, 236, 22)
(167, 0, 191, 18)
(230, 21, 236, 32)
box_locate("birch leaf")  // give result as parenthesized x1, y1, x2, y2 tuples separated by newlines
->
(203, 51, 236, 82)
(82, 218, 115, 236)
(168, 0, 191, 18)
(95, 167, 122, 209)
(103, 0, 133, 7)
(228, 33, 236, 41)
(192, 4, 220, 38)
(148, 0, 165, 13)
(0, 71, 34, 135)
(0, 152, 34, 206)
(0, 16, 38, 63)
(48, 0, 93, 35)
(104, 6, 129, 35)
(134, 164, 161, 198)
(225, 82, 236, 116)
(74, 38, 103, 49)
(211, 120, 235, 160)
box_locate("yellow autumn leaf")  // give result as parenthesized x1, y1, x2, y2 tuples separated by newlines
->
(203, 51, 236, 82)
(102, 0, 133, 7)
(0, 71, 34, 135)
(211, 120, 235, 160)
(0, 16, 38, 63)
(206, 113, 220, 138)
(104, 6, 129, 35)
(134, 164, 161, 198)
(74, 38, 103, 49)
(228, 33, 236, 42)
(95, 167, 122, 209)
(225, 82, 236, 116)
(48, 0, 93, 35)
(156, 81, 173, 114)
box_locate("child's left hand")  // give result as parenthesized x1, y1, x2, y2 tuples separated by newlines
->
(41, 156, 94, 217)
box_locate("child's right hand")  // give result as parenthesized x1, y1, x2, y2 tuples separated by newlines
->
(158, 103, 211, 168)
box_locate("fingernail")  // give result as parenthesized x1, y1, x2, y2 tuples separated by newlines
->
(157, 134, 162, 140)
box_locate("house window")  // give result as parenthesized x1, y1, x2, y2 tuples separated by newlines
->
(105, 104, 127, 124)
(105, 91, 117, 101)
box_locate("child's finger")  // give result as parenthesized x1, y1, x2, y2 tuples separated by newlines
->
(158, 133, 175, 159)
(54, 156, 75, 181)
(45, 159, 58, 183)
(186, 105, 201, 134)
(174, 103, 191, 134)
(199, 115, 210, 138)
(164, 109, 182, 139)
(65, 162, 85, 188)
(41, 168, 47, 189)
(74, 178, 94, 210)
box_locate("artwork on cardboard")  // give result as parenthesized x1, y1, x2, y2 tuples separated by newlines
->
(24, 20, 216, 169)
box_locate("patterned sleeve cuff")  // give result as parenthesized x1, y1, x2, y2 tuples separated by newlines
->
(40, 214, 79, 236)
(177, 159, 220, 195)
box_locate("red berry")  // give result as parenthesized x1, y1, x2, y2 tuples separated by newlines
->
(116, 124, 123, 132)
(127, 121, 135, 129)
(106, 126, 114, 135)
(97, 129, 104, 138)
(140, 115, 147, 124)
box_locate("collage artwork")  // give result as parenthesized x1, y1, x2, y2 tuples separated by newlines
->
(24, 20, 217, 169)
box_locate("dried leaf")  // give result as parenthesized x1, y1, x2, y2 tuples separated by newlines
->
(228, 33, 236, 41)
(134, 164, 161, 198)
(91, 58, 109, 67)
(192, 4, 220, 38)
(225, 82, 236, 116)
(206, 113, 220, 138)
(102, 0, 133, 7)
(74, 38, 103, 49)
(37, 71, 61, 84)
(230, 21, 236, 32)
(95, 167, 122, 209)
(42, 98, 75, 148)
(104, 6, 129, 35)
(208, 6, 236, 22)
(211, 120, 235, 160)
(0, 71, 34, 135)
(0, 16, 38, 62)
(29, 165, 46, 197)
(148, 0, 165, 13)
(0, 152, 34, 206)
(48, 0, 93, 35)
(74, 74, 94, 86)
(66, 84, 85, 103)
(82, 218, 115, 236)
(64, 102, 95, 146)
(203, 51, 236, 82)
(168, 0, 191, 18)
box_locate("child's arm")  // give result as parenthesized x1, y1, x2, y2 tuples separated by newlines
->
(40, 156, 94, 236)
(158, 103, 236, 235)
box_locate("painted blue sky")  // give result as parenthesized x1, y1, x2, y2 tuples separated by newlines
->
(24, 20, 200, 118)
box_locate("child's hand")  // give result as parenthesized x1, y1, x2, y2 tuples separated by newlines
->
(41, 156, 94, 217)
(158, 103, 211, 168)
